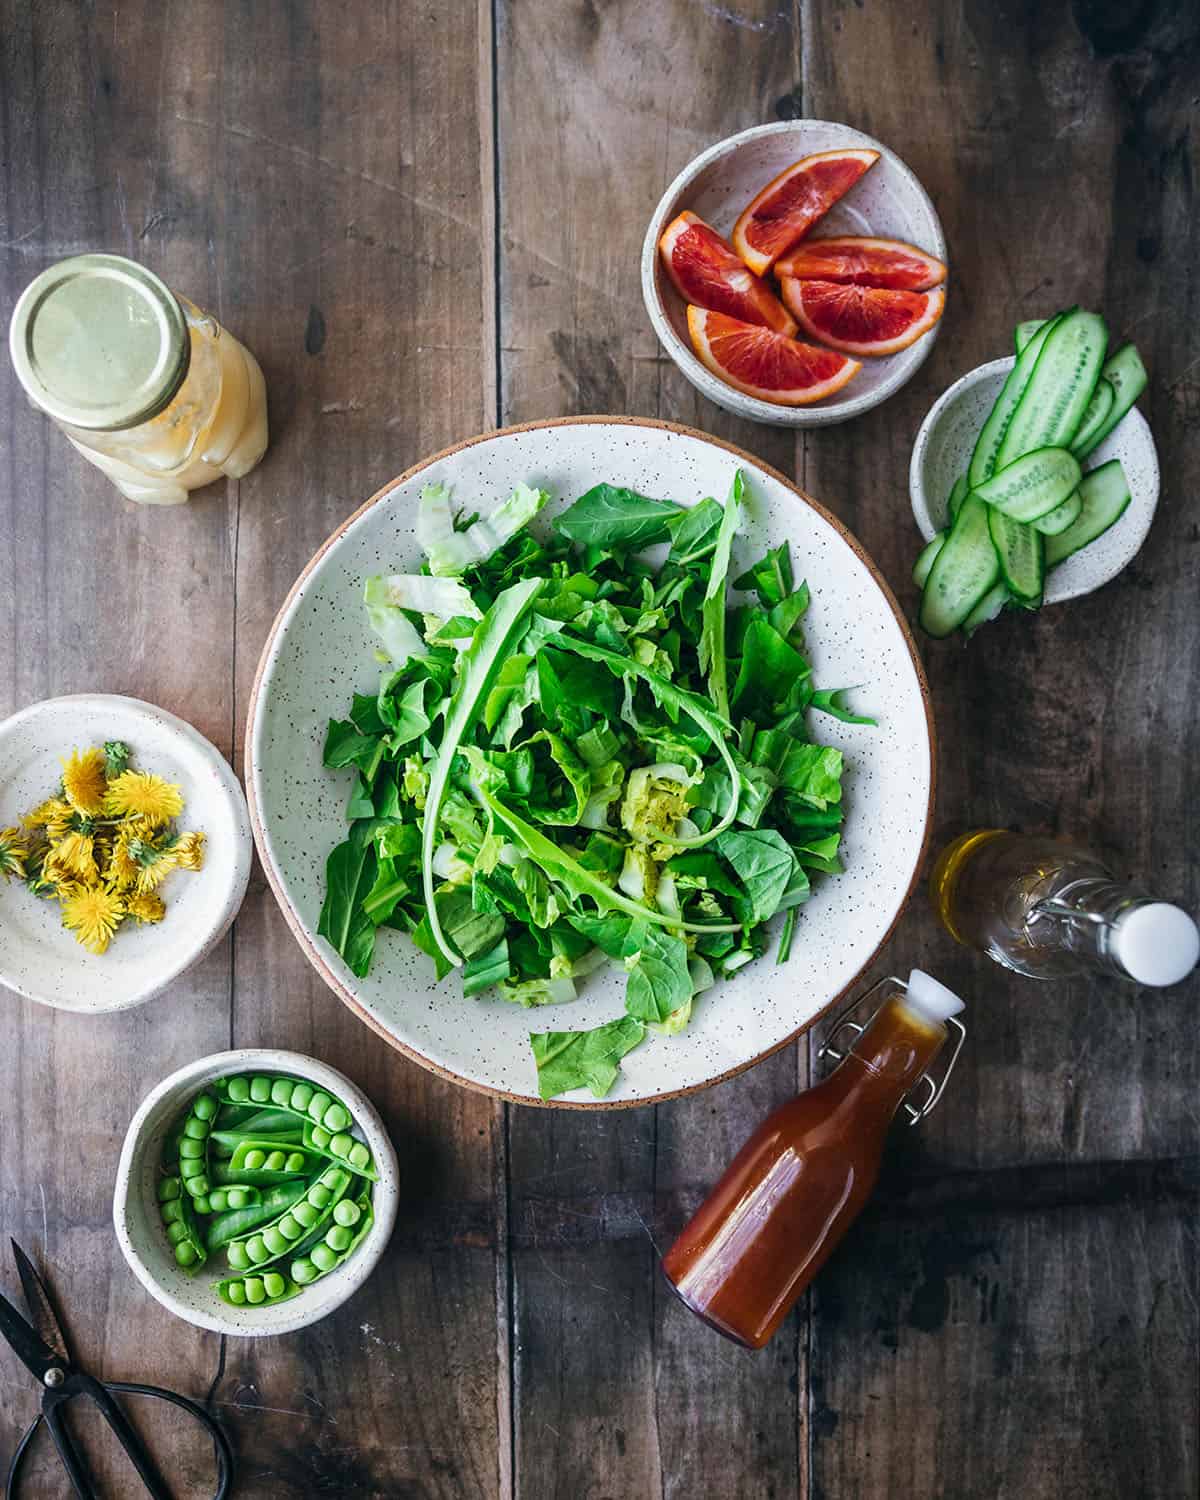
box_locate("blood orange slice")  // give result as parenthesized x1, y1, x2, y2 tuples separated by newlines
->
(732, 148, 880, 276)
(686, 305, 860, 406)
(775, 235, 946, 291)
(779, 278, 945, 357)
(660, 212, 797, 334)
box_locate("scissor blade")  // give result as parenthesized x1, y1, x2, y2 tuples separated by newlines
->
(11, 1241, 69, 1367)
(0, 1281, 56, 1382)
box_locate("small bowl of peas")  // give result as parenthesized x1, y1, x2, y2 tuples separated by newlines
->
(113, 1049, 399, 1336)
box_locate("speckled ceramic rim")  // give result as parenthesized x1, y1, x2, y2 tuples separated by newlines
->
(245, 416, 937, 1108)
(0, 693, 251, 1012)
(640, 120, 948, 428)
(113, 1048, 399, 1337)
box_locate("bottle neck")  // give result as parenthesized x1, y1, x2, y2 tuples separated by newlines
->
(1028, 876, 1151, 981)
(828, 995, 947, 1125)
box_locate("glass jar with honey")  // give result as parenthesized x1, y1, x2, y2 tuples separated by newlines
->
(8, 253, 268, 505)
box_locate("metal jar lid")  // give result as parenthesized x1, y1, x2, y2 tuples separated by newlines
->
(8, 253, 189, 431)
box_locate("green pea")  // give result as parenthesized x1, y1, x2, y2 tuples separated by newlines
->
(225, 1281, 246, 1306)
(175, 1242, 197, 1268)
(185, 1174, 209, 1198)
(192, 1194, 212, 1214)
(323, 1103, 350, 1132)
(307, 1184, 331, 1210)
(333, 1200, 361, 1228)
(264, 1151, 286, 1171)
(184, 1118, 208, 1141)
(284, 1152, 306, 1173)
(292, 1202, 319, 1229)
(270, 1079, 292, 1106)
(166, 1220, 186, 1245)
(227, 1243, 249, 1270)
(309, 1125, 331, 1150)
(262, 1226, 287, 1257)
(162, 1200, 183, 1225)
(290, 1082, 314, 1111)
(277, 1215, 304, 1241)
(330, 1132, 353, 1158)
(157, 1179, 180, 1203)
(311, 1244, 336, 1273)
(193, 1093, 217, 1121)
(244, 1277, 266, 1305)
(291, 1257, 317, 1285)
(246, 1236, 269, 1265)
(348, 1143, 371, 1170)
(227, 1077, 250, 1103)
(228, 1188, 250, 1209)
(307, 1092, 332, 1123)
(179, 1138, 204, 1161)
(244, 1149, 266, 1170)
(249, 1077, 270, 1103)
(325, 1225, 352, 1253)
(263, 1271, 286, 1298)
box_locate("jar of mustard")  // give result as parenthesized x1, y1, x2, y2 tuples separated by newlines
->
(8, 253, 268, 505)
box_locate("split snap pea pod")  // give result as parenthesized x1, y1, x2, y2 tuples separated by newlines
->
(157, 1176, 208, 1273)
(177, 1090, 219, 1200)
(224, 1165, 353, 1273)
(221, 1108, 305, 1138)
(216, 1074, 355, 1136)
(212, 1159, 307, 1190)
(191, 1185, 260, 1215)
(226, 1140, 316, 1176)
(301, 1121, 376, 1180)
(217, 1271, 301, 1309)
(204, 1180, 311, 1251)
(289, 1189, 375, 1288)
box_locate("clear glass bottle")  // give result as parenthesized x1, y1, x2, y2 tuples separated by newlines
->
(662, 971, 966, 1349)
(931, 830, 1200, 986)
(8, 253, 268, 505)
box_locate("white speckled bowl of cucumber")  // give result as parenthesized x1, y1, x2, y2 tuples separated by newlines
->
(910, 312, 1159, 628)
(114, 1050, 399, 1336)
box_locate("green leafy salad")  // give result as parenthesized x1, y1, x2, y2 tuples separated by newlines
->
(317, 471, 873, 1099)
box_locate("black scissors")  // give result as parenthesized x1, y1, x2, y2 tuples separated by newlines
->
(1, 1240, 234, 1499)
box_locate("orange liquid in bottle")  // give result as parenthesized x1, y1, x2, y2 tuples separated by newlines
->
(662, 993, 948, 1348)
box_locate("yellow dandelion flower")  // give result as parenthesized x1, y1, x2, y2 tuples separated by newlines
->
(135, 849, 179, 893)
(60, 886, 124, 955)
(105, 771, 184, 826)
(105, 828, 141, 890)
(0, 827, 28, 882)
(125, 891, 166, 925)
(23, 797, 74, 838)
(60, 747, 109, 816)
(175, 831, 206, 871)
(53, 830, 99, 882)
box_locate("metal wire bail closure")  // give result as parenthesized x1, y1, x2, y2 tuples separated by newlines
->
(815, 975, 966, 1127)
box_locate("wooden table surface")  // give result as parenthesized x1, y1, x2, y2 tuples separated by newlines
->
(2, 2, 1198, 1496)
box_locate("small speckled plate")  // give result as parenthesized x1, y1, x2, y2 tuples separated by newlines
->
(910, 358, 1160, 604)
(0, 694, 251, 1011)
(114, 1049, 399, 1336)
(642, 120, 947, 427)
(247, 419, 934, 1107)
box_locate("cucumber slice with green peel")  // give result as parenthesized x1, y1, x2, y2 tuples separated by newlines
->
(1045, 459, 1132, 566)
(1074, 344, 1148, 459)
(972, 446, 1082, 523)
(913, 531, 947, 588)
(919, 494, 1001, 638)
(946, 473, 968, 524)
(961, 580, 1010, 637)
(1069, 378, 1114, 457)
(995, 310, 1109, 468)
(1015, 319, 1046, 354)
(968, 311, 1068, 489)
(1032, 491, 1083, 536)
(988, 508, 1044, 603)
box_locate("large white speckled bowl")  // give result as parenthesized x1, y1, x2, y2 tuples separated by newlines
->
(642, 120, 947, 427)
(0, 694, 251, 1011)
(247, 418, 935, 1107)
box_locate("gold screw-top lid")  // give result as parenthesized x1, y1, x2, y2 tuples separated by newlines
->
(8, 253, 189, 431)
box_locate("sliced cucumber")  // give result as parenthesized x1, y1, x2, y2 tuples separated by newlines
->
(946, 473, 968, 525)
(962, 581, 1010, 638)
(968, 313, 1067, 489)
(988, 508, 1044, 603)
(973, 446, 1081, 523)
(1033, 491, 1082, 536)
(913, 531, 947, 588)
(919, 494, 1001, 638)
(1014, 319, 1046, 354)
(995, 309, 1109, 468)
(1045, 459, 1132, 566)
(1074, 344, 1148, 459)
(1070, 378, 1114, 456)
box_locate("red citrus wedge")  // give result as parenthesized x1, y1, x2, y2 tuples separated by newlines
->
(779, 278, 945, 357)
(732, 148, 880, 276)
(659, 211, 797, 334)
(775, 235, 946, 291)
(686, 305, 860, 406)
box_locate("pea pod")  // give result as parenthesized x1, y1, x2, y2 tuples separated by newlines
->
(215, 1074, 354, 1135)
(157, 1176, 207, 1274)
(226, 1140, 317, 1176)
(289, 1189, 375, 1288)
(204, 1180, 311, 1251)
(177, 1090, 219, 1200)
(223, 1108, 305, 1137)
(301, 1121, 377, 1180)
(191, 1185, 260, 1215)
(217, 1270, 301, 1309)
(212, 1159, 307, 1190)
(224, 1166, 352, 1274)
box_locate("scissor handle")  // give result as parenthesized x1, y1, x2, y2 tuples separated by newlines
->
(5, 1378, 234, 1500)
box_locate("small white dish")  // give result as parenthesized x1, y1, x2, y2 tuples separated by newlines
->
(641, 120, 947, 428)
(114, 1049, 399, 1337)
(0, 694, 251, 1012)
(247, 417, 935, 1107)
(909, 357, 1160, 604)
